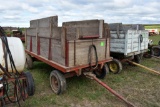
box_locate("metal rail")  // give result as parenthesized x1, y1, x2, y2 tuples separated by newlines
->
(127, 60, 160, 75)
(84, 72, 135, 107)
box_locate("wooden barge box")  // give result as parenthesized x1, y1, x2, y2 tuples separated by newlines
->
(25, 16, 112, 94)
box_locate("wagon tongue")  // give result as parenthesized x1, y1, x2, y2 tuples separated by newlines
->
(83, 72, 135, 107)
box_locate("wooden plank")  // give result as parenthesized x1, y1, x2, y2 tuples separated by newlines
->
(52, 27, 62, 40)
(110, 43, 125, 48)
(99, 20, 104, 38)
(40, 38, 49, 59)
(36, 21, 39, 54)
(66, 27, 77, 40)
(51, 39, 65, 66)
(25, 29, 27, 49)
(32, 37, 37, 54)
(63, 20, 104, 40)
(30, 20, 38, 28)
(110, 33, 125, 39)
(78, 27, 99, 38)
(63, 20, 100, 27)
(26, 36, 30, 50)
(61, 27, 66, 58)
(68, 39, 106, 67)
(30, 16, 58, 28)
(26, 28, 36, 36)
(110, 47, 124, 53)
(38, 27, 50, 37)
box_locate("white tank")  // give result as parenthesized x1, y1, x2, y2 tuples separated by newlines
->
(0, 37, 26, 74)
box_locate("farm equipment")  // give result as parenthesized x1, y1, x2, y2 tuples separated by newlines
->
(107, 23, 149, 73)
(25, 16, 134, 106)
(12, 29, 25, 42)
(0, 27, 35, 106)
(127, 60, 160, 75)
(143, 40, 160, 58)
(25, 16, 113, 94)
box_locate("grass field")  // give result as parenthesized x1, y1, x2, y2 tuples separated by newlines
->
(12, 35, 160, 107)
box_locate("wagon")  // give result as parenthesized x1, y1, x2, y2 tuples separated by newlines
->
(25, 16, 112, 94)
(107, 23, 149, 73)
(143, 40, 160, 58)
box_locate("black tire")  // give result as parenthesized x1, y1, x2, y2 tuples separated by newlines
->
(25, 54, 33, 69)
(143, 53, 152, 58)
(158, 41, 160, 46)
(108, 59, 122, 74)
(24, 71, 35, 96)
(50, 70, 66, 95)
(133, 54, 141, 63)
(151, 46, 160, 56)
(93, 64, 109, 79)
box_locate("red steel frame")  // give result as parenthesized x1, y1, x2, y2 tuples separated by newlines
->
(26, 49, 112, 73)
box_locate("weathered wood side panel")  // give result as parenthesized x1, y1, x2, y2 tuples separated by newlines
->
(52, 27, 62, 40)
(63, 20, 103, 40)
(38, 28, 50, 37)
(30, 20, 38, 28)
(126, 30, 149, 54)
(63, 20, 100, 27)
(110, 38, 125, 53)
(110, 29, 149, 55)
(26, 36, 30, 50)
(26, 28, 36, 36)
(110, 31, 125, 39)
(78, 27, 99, 37)
(30, 16, 58, 28)
(40, 38, 49, 59)
(32, 37, 37, 54)
(51, 39, 65, 66)
(68, 39, 106, 67)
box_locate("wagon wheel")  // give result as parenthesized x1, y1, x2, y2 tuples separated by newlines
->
(108, 59, 122, 74)
(50, 70, 66, 95)
(151, 46, 160, 56)
(158, 41, 160, 46)
(133, 54, 141, 63)
(25, 54, 33, 69)
(93, 64, 109, 79)
(24, 71, 35, 96)
(143, 52, 152, 58)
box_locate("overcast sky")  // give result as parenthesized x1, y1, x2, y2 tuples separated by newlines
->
(0, 0, 159, 27)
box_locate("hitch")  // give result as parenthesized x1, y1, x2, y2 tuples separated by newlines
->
(83, 72, 135, 107)
(127, 60, 160, 75)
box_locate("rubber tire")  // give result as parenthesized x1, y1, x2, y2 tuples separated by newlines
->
(158, 41, 160, 46)
(151, 46, 160, 56)
(24, 71, 35, 96)
(143, 53, 152, 58)
(25, 54, 33, 69)
(93, 64, 109, 79)
(133, 54, 141, 63)
(108, 59, 122, 74)
(50, 70, 66, 95)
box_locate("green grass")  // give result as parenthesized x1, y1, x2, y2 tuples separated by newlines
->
(12, 58, 160, 107)
(145, 25, 160, 29)
(11, 35, 160, 107)
(144, 25, 160, 32)
(149, 35, 160, 45)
